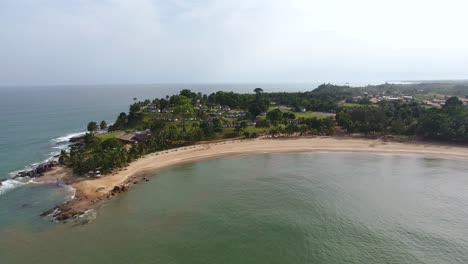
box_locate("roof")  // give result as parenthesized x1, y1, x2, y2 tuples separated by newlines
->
(133, 133, 150, 141)
(116, 133, 136, 142)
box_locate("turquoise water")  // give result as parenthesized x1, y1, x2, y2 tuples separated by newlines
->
(0, 84, 313, 226)
(1, 84, 310, 179)
(1, 153, 468, 263)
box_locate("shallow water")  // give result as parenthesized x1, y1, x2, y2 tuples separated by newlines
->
(1, 152, 468, 264)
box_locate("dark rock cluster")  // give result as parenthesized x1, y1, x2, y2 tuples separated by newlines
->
(111, 184, 129, 194)
(12, 161, 60, 179)
(40, 202, 85, 222)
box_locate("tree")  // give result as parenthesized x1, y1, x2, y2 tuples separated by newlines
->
(248, 102, 264, 118)
(173, 96, 195, 132)
(109, 112, 128, 131)
(100, 120, 107, 130)
(58, 149, 70, 165)
(87, 121, 98, 132)
(248, 88, 269, 119)
(443, 97, 463, 115)
(266, 109, 283, 124)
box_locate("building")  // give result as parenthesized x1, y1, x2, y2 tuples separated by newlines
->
(145, 105, 160, 113)
(116, 130, 151, 144)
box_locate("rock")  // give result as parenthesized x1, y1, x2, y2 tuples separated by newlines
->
(143, 177, 150, 182)
(69, 135, 85, 143)
(56, 212, 72, 221)
(40, 207, 58, 217)
(13, 161, 59, 179)
(111, 184, 129, 194)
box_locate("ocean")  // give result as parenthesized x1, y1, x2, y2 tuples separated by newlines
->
(2, 153, 468, 263)
(0, 83, 312, 180)
(2, 83, 468, 263)
(0, 83, 314, 223)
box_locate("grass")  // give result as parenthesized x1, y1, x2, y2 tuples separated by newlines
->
(97, 131, 124, 140)
(420, 104, 437, 109)
(293, 111, 328, 119)
(342, 103, 377, 108)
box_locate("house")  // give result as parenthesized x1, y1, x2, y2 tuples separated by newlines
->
(382, 96, 400, 101)
(116, 133, 137, 144)
(133, 131, 151, 142)
(223, 121, 233, 128)
(116, 130, 151, 144)
(222, 105, 231, 111)
(146, 105, 160, 113)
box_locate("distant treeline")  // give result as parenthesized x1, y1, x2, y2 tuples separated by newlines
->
(336, 97, 468, 142)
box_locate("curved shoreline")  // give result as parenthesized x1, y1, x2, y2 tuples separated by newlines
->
(42, 136, 468, 222)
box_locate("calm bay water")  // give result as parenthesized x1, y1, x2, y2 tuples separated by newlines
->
(1, 153, 468, 263)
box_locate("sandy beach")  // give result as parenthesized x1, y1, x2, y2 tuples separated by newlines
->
(42, 136, 468, 220)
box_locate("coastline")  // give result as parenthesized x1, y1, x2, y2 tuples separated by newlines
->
(42, 136, 468, 222)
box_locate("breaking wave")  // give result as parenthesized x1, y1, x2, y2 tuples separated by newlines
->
(2, 130, 85, 196)
(0, 179, 28, 196)
(51, 131, 87, 144)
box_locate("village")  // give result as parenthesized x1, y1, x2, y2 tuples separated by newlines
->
(344, 91, 468, 108)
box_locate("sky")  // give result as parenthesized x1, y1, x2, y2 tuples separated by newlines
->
(1, 0, 467, 86)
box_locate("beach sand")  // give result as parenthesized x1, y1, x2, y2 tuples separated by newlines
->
(42, 136, 468, 220)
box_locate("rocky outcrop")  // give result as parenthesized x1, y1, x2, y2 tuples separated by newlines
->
(69, 135, 85, 143)
(111, 184, 129, 194)
(12, 161, 60, 179)
(40, 202, 85, 222)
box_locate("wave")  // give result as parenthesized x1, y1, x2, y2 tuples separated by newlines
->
(0, 179, 28, 196)
(51, 131, 87, 144)
(3, 130, 86, 195)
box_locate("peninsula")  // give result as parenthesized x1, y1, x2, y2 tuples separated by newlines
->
(34, 82, 468, 222)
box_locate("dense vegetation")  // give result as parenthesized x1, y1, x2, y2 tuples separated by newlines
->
(61, 88, 336, 175)
(60, 83, 468, 176)
(336, 97, 468, 142)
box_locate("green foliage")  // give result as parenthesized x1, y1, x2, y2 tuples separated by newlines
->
(66, 133, 129, 175)
(87, 121, 98, 132)
(109, 112, 128, 131)
(256, 119, 271, 128)
(173, 95, 195, 132)
(248, 88, 270, 118)
(266, 109, 283, 124)
(67, 87, 468, 177)
(100, 120, 107, 130)
(337, 98, 468, 142)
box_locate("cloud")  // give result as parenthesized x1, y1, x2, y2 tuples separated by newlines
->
(1, 0, 467, 85)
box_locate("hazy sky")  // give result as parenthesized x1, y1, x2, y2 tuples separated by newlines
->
(1, 0, 467, 86)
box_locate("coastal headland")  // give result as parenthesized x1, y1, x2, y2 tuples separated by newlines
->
(39, 136, 468, 222)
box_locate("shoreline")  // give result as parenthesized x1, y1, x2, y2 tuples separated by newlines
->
(42, 136, 468, 222)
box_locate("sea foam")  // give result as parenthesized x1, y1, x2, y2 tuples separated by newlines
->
(51, 131, 87, 144)
(2, 130, 85, 195)
(0, 179, 27, 196)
